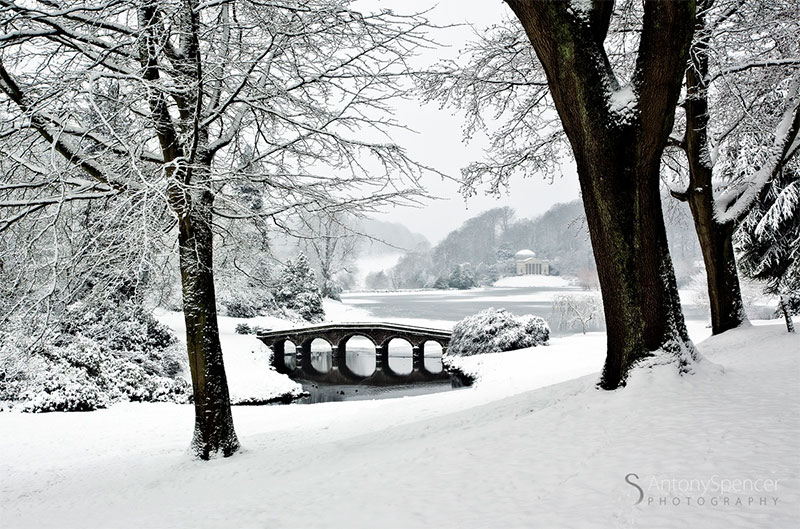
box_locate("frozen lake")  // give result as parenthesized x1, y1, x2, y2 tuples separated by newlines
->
(341, 284, 583, 332)
(340, 281, 711, 337)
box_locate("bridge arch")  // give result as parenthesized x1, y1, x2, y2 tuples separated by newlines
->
(385, 337, 413, 375)
(339, 334, 377, 377)
(422, 340, 444, 374)
(307, 337, 333, 374)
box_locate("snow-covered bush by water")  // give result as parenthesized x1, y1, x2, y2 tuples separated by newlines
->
(0, 300, 190, 412)
(447, 308, 550, 357)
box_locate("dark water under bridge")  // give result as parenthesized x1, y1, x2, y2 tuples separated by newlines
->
(257, 322, 452, 385)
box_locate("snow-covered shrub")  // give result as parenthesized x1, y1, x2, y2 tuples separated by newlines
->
(447, 308, 549, 357)
(274, 254, 325, 322)
(448, 264, 477, 290)
(551, 293, 606, 334)
(235, 323, 252, 335)
(224, 300, 260, 318)
(0, 300, 190, 412)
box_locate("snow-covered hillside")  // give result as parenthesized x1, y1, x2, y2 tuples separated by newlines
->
(1, 321, 797, 528)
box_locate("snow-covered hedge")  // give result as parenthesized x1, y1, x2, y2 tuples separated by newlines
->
(447, 308, 550, 357)
(0, 300, 190, 412)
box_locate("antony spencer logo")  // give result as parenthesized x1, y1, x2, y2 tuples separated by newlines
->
(624, 473, 780, 507)
(625, 473, 644, 505)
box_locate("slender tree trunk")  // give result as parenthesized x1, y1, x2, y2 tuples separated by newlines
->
(505, 0, 699, 389)
(673, 0, 747, 334)
(684, 194, 746, 333)
(178, 189, 240, 459)
(779, 296, 796, 333)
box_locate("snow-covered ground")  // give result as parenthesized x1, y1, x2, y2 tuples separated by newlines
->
(1, 320, 797, 528)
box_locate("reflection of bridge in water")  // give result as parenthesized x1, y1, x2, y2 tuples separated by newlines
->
(257, 322, 451, 385)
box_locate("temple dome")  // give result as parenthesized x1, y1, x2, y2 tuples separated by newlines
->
(514, 249, 536, 260)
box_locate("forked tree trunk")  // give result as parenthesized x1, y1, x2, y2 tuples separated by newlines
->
(505, 0, 699, 389)
(178, 189, 240, 459)
(672, 0, 747, 335)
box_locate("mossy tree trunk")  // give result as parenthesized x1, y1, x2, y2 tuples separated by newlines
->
(504, 0, 698, 389)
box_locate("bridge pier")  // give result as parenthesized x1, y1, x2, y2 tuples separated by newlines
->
(297, 340, 311, 375)
(272, 341, 287, 374)
(326, 343, 365, 383)
(412, 344, 424, 373)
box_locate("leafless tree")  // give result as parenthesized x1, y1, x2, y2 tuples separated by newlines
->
(0, 0, 435, 458)
(298, 209, 359, 300)
(551, 293, 605, 334)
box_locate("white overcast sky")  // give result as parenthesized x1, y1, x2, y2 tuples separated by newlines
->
(353, 1, 581, 243)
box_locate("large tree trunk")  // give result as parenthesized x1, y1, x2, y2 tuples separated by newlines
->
(672, 0, 747, 335)
(575, 135, 694, 389)
(505, 0, 699, 389)
(178, 189, 240, 459)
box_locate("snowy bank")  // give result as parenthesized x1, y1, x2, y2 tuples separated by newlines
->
(154, 310, 304, 404)
(493, 274, 573, 288)
(1, 320, 797, 528)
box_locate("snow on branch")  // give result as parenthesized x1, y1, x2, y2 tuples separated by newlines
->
(715, 76, 800, 224)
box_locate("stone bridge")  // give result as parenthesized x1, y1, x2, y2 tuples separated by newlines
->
(257, 322, 451, 385)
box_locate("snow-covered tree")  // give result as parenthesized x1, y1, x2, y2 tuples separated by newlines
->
(424, 1, 699, 388)
(0, 0, 433, 458)
(274, 254, 325, 323)
(551, 293, 605, 334)
(448, 264, 476, 290)
(665, 0, 800, 335)
(736, 166, 799, 332)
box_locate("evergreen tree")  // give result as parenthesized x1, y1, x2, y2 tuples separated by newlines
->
(274, 254, 325, 323)
(737, 167, 799, 332)
(449, 264, 477, 290)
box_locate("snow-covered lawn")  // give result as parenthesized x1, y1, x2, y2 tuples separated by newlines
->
(1, 320, 797, 528)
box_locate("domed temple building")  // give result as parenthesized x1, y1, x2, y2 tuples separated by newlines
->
(514, 249, 550, 276)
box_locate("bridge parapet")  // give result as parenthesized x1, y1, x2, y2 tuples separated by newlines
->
(257, 322, 451, 385)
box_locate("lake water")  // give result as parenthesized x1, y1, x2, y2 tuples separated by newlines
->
(340, 285, 710, 335)
(341, 285, 572, 327)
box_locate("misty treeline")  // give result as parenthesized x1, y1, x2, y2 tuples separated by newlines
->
(368, 198, 703, 291)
